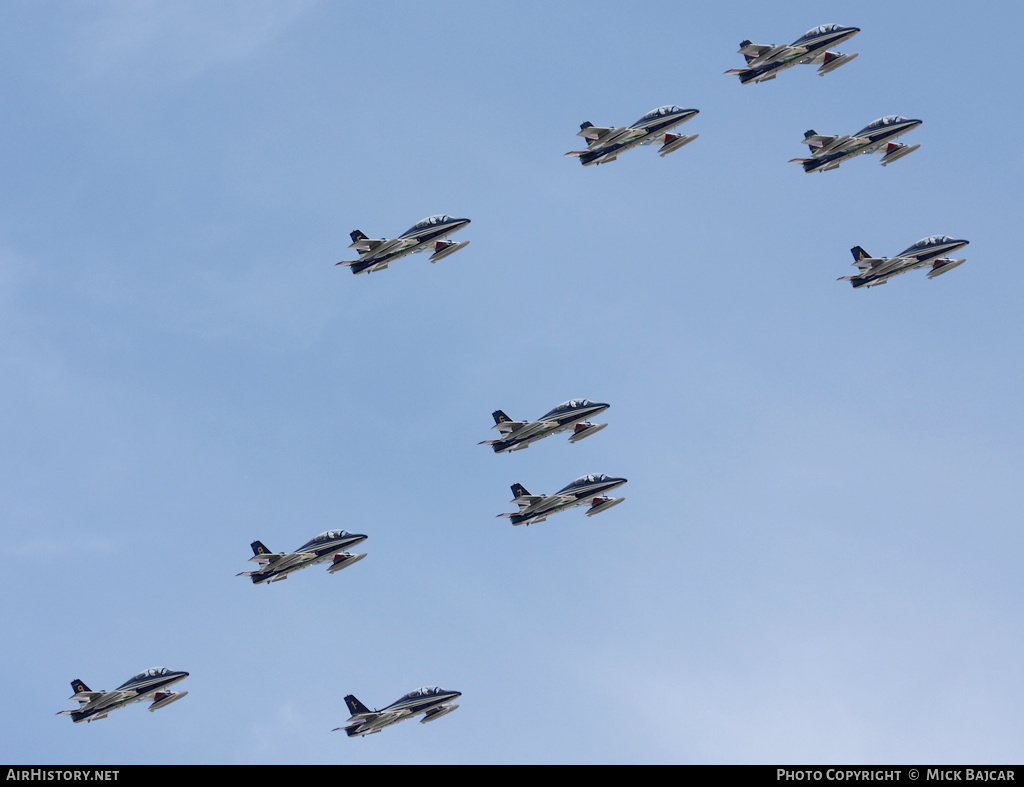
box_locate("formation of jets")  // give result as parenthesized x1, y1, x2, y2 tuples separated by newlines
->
(237, 530, 368, 584)
(62, 23, 975, 743)
(480, 399, 610, 453)
(790, 115, 923, 173)
(498, 474, 627, 527)
(57, 668, 189, 723)
(840, 236, 970, 288)
(565, 105, 699, 166)
(725, 24, 860, 84)
(337, 214, 471, 274)
(335, 687, 462, 737)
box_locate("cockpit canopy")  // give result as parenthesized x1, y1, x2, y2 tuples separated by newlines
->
(406, 215, 454, 234)
(856, 116, 908, 135)
(898, 236, 955, 255)
(402, 686, 449, 700)
(635, 105, 684, 126)
(120, 667, 172, 688)
(802, 23, 842, 38)
(541, 399, 595, 419)
(300, 530, 355, 550)
(559, 473, 611, 493)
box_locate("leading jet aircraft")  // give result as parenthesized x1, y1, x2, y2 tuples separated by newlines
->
(479, 399, 610, 453)
(840, 235, 970, 288)
(57, 668, 189, 723)
(790, 115, 922, 173)
(565, 105, 699, 166)
(497, 473, 627, 526)
(335, 687, 461, 737)
(238, 530, 368, 584)
(726, 24, 860, 84)
(337, 215, 471, 274)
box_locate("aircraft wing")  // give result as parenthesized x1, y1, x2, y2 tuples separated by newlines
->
(247, 551, 318, 573)
(742, 43, 808, 68)
(493, 419, 553, 440)
(852, 256, 888, 272)
(342, 237, 419, 263)
(354, 709, 411, 730)
(517, 494, 576, 516)
(79, 690, 135, 712)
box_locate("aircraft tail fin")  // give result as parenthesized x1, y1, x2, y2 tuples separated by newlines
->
(71, 679, 92, 695)
(492, 409, 511, 426)
(350, 230, 368, 244)
(804, 130, 818, 154)
(739, 40, 755, 64)
(250, 540, 271, 558)
(850, 246, 872, 263)
(345, 694, 372, 717)
(511, 483, 531, 499)
(579, 121, 594, 133)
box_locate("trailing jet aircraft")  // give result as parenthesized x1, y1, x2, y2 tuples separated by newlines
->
(238, 530, 368, 584)
(565, 105, 699, 166)
(57, 668, 189, 723)
(790, 115, 922, 173)
(840, 236, 970, 288)
(336, 215, 470, 274)
(335, 687, 461, 737)
(480, 399, 610, 453)
(726, 24, 860, 84)
(497, 473, 627, 526)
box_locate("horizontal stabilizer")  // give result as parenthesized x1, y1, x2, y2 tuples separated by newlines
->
(745, 43, 794, 68)
(577, 125, 613, 140)
(249, 552, 286, 564)
(812, 134, 852, 157)
(349, 237, 385, 251)
(738, 41, 771, 58)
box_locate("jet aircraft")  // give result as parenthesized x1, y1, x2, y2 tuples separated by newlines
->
(480, 399, 610, 453)
(57, 667, 189, 723)
(335, 687, 461, 737)
(336, 215, 471, 274)
(790, 115, 922, 173)
(238, 530, 368, 584)
(840, 236, 970, 288)
(497, 473, 627, 526)
(726, 24, 860, 84)
(565, 105, 699, 166)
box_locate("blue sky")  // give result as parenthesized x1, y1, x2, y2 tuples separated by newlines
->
(2, 0, 1023, 764)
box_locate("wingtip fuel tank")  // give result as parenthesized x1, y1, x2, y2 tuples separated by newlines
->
(327, 552, 367, 574)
